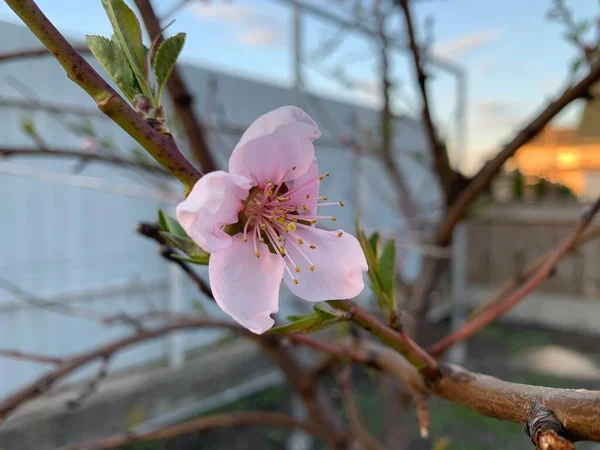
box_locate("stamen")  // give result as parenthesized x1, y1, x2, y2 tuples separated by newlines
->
(337, 231, 343, 238)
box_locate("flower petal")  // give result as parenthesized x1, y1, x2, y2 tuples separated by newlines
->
(283, 226, 367, 302)
(209, 235, 285, 334)
(176, 171, 251, 253)
(229, 106, 321, 186)
(286, 160, 320, 217)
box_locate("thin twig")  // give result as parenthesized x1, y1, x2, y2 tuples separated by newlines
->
(0, 349, 63, 365)
(0, 44, 90, 63)
(63, 411, 325, 450)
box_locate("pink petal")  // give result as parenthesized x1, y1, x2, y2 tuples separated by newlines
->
(176, 171, 251, 253)
(229, 106, 321, 186)
(283, 227, 367, 302)
(209, 235, 285, 334)
(286, 160, 320, 217)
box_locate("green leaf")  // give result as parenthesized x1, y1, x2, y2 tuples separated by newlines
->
(86, 35, 139, 101)
(313, 303, 343, 319)
(161, 232, 210, 265)
(100, 0, 150, 99)
(267, 310, 345, 335)
(158, 209, 187, 238)
(378, 239, 396, 306)
(154, 33, 186, 105)
(368, 232, 380, 258)
(21, 118, 37, 139)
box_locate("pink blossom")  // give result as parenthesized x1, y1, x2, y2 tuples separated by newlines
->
(177, 106, 367, 333)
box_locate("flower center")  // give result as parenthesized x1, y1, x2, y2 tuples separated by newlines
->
(240, 166, 344, 284)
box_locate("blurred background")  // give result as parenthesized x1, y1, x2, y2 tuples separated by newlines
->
(0, 0, 599, 449)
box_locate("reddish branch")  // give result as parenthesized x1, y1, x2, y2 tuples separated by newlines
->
(4, 0, 202, 190)
(63, 411, 324, 450)
(429, 196, 600, 357)
(133, 0, 218, 174)
(0, 147, 168, 176)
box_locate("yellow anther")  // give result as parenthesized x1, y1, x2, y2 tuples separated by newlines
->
(286, 222, 297, 232)
(305, 194, 310, 199)
(339, 201, 345, 207)
(330, 216, 336, 221)
(297, 238, 304, 244)
(260, 223, 266, 231)
(309, 245, 316, 250)
(255, 251, 260, 257)
(302, 204, 307, 211)
(259, 237, 264, 242)
(292, 217, 298, 222)
(278, 235, 283, 242)
(243, 237, 248, 242)
(310, 219, 317, 224)
(337, 231, 343, 238)
(295, 266, 300, 273)
(321, 196, 327, 201)
(279, 245, 285, 253)
(293, 278, 299, 284)
(265, 179, 271, 184)
(310, 264, 315, 271)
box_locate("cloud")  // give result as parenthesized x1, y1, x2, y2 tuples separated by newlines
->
(239, 28, 281, 46)
(475, 99, 522, 128)
(433, 29, 504, 61)
(191, 3, 284, 47)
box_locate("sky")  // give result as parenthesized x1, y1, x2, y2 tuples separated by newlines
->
(1, 0, 598, 173)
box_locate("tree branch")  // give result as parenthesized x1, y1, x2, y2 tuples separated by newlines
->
(429, 196, 600, 357)
(0, 349, 63, 365)
(435, 60, 600, 247)
(63, 411, 324, 450)
(396, 0, 453, 200)
(0, 44, 90, 63)
(4, 0, 202, 191)
(133, 0, 218, 174)
(0, 147, 169, 176)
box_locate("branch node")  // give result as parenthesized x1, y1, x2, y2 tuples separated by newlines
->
(525, 403, 573, 449)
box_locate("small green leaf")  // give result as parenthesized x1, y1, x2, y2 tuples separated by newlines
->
(101, 0, 152, 100)
(368, 232, 380, 258)
(313, 303, 343, 319)
(21, 118, 37, 139)
(158, 209, 187, 238)
(378, 239, 396, 305)
(161, 232, 210, 265)
(86, 35, 139, 101)
(154, 33, 186, 105)
(267, 311, 344, 335)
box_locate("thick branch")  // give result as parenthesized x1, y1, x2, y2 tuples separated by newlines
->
(396, 0, 453, 200)
(133, 0, 218, 174)
(0, 147, 168, 176)
(5, 0, 201, 191)
(429, 197, 600, 356)
(63, 411, 324, 450)
(435, 60, 600, 246)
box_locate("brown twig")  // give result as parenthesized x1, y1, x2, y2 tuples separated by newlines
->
(133, 0, 218, 174)
(0, 349, 63, 365)
(429, 197, 600, 357)
(4, 0, 202, 191)
(62, 411, 324, 450)
(338, 366, 385, 450)
(435, 60, 600, 247)
(396, 0, 453, 200)
(0, 45, 90, 63)
(0, 147, 168, 176)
